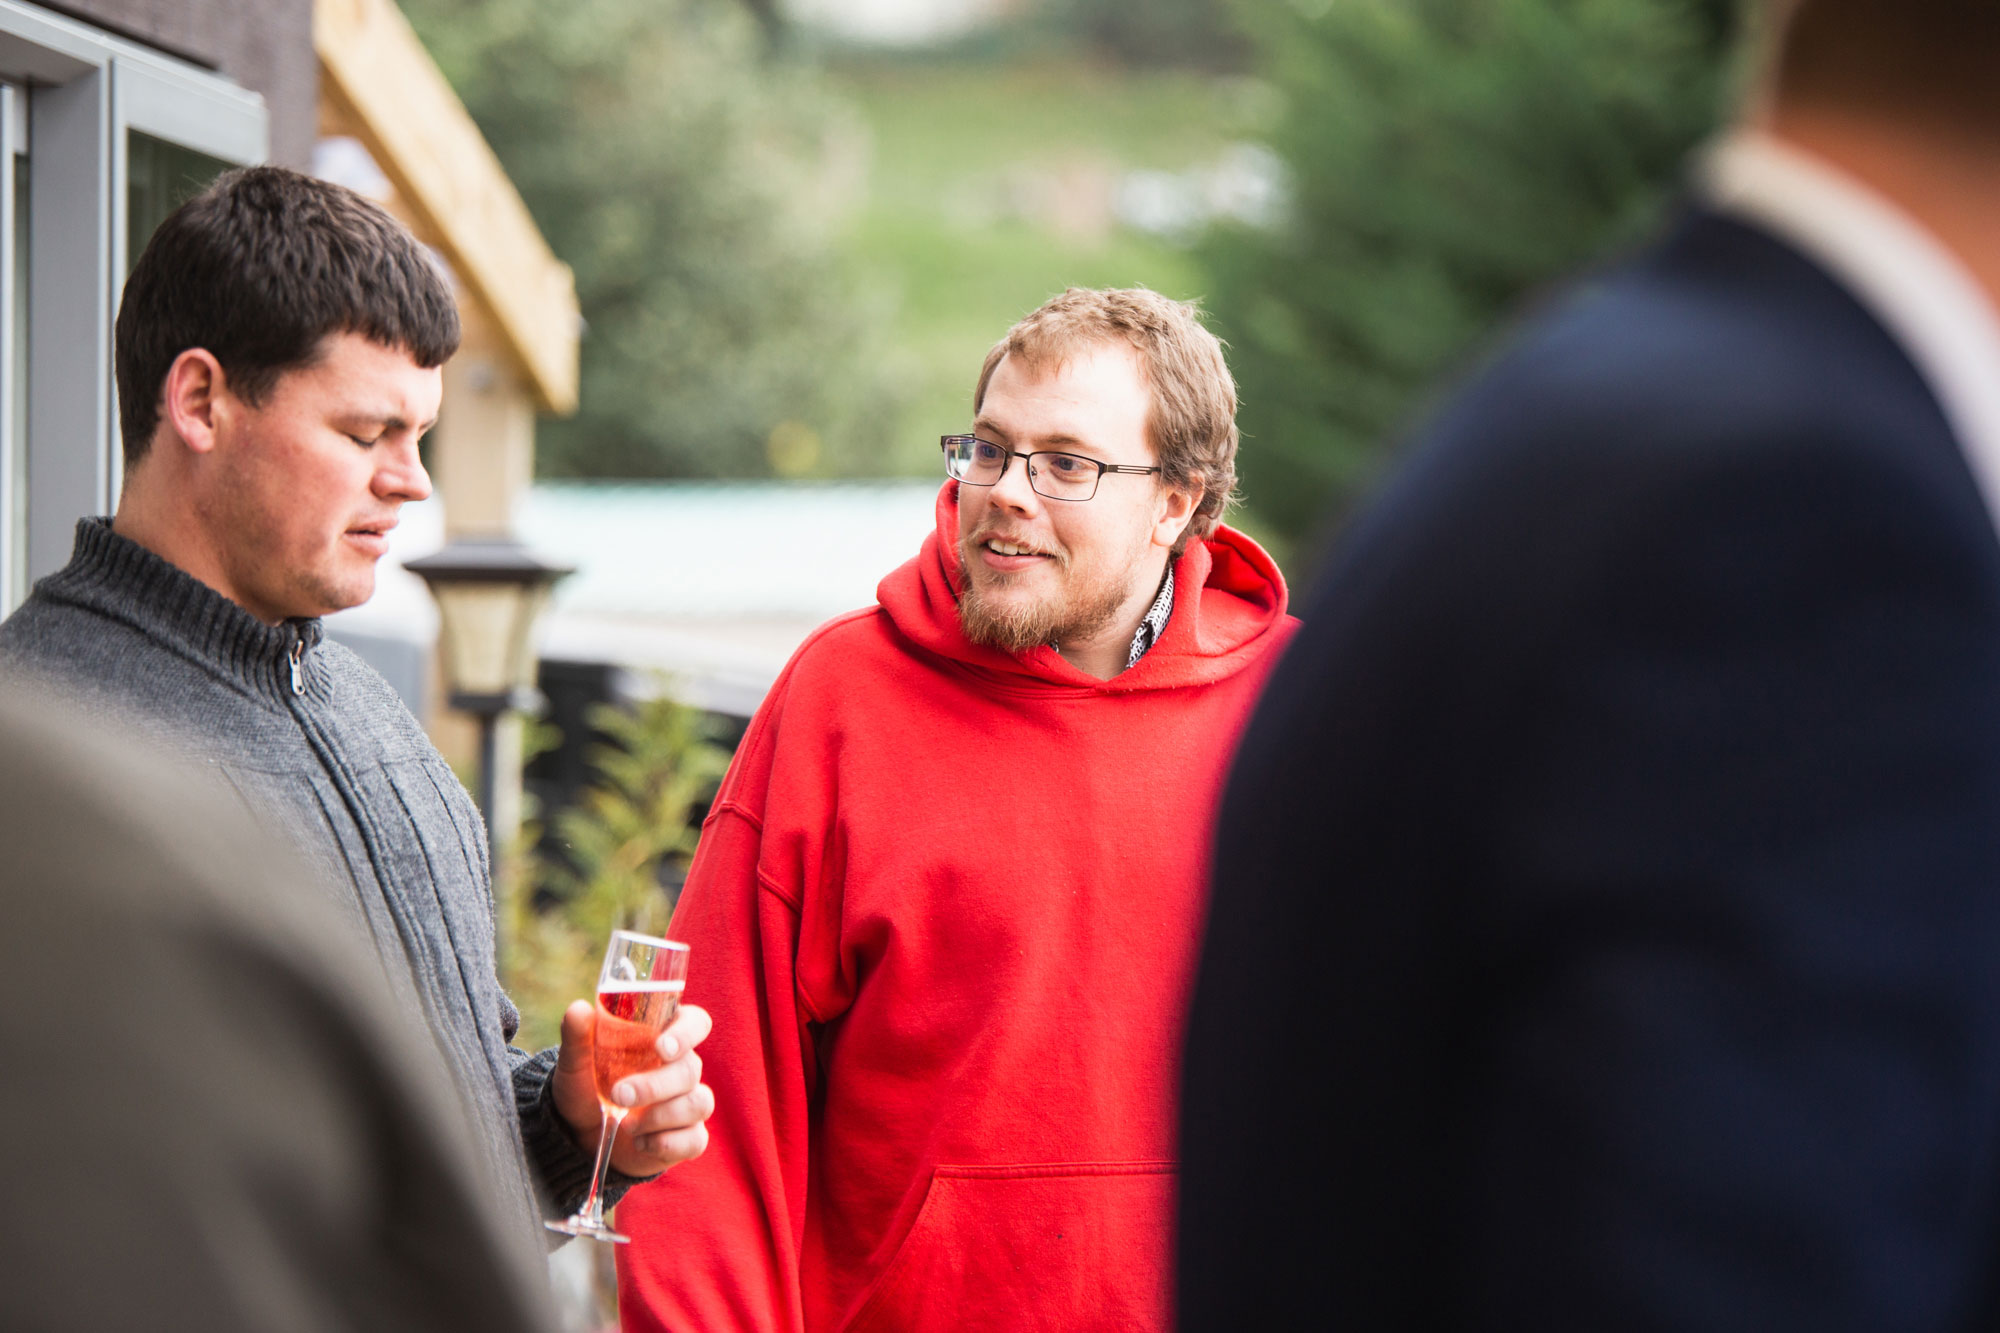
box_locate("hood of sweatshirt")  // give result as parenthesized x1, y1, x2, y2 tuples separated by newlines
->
(875, 480, 1292, 692)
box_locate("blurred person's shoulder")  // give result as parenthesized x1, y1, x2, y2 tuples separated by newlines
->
(0, 678, 556, 1331)
(1383, 205, 1965, 515)
(1303, 201, 1994, 642)
(0, 680, 346, 952)
(1567, 208, 1926, 428)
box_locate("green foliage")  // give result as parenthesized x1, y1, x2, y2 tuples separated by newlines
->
(401, 0, 899, 479)
(830, 59, 1265, 475)
(503, 693, 731, 1052)
(857, 0, 1251, 73)
(1204, 0, 1741, 540)
(1057, 0, 1254, 71)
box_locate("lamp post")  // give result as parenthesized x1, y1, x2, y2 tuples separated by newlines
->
(404, 538, 574, 883)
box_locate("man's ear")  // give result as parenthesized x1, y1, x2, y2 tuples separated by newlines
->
(160, 349, 229, 455)
(1153, 481, 1204, 551)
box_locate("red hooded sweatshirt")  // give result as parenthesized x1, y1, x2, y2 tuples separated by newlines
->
(616, 483, 1294, 1333)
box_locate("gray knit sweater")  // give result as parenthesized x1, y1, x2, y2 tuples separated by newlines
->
(0, 519, 634, 1239)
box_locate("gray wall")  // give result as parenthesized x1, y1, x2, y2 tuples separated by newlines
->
(39, 0, 314, 167)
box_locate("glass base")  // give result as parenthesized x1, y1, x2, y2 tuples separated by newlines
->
(545, 1216, 630, 1244)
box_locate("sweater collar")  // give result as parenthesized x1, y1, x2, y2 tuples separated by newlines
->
(38, 518, 330, 707)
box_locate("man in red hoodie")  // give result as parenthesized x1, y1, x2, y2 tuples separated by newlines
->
(616, 287, 1295, 1333)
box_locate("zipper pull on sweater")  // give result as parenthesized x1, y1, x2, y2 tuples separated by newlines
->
(288, 640, 304, 696)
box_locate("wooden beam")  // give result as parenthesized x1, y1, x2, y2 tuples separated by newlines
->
(315, 0, 578, 414)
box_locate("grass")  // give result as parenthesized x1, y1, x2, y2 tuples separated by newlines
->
(827, 57, 1270, 476)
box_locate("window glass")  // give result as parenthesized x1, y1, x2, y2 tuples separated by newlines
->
(125, 131, 231, 275)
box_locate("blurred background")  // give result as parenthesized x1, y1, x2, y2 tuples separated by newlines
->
(0, 0, 1740, 1323)
(396, 0, 1738, 547)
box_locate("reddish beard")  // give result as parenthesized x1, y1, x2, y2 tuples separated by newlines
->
(957, 524, 1129, 654)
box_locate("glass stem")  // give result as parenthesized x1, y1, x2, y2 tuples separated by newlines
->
(577, 1106, 625, 1227)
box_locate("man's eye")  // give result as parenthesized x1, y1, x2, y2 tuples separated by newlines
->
(1047, 454, 1088, 475)
(973, 442, 1005, 463)
(348, 433, 382, 448)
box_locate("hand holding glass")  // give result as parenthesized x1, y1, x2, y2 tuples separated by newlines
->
(546, 929, 690, 1243)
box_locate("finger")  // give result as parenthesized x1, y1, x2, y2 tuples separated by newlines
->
(554, 1000, 595, 1077)
(656, 1004, 713, 1061)
(622, 1083, 716, 1138)
(614, 1050, 702, 1109)
(632, 1121, 710, 1170)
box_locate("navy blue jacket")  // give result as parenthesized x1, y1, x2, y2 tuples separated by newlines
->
(1180, 208, 2000, 1329)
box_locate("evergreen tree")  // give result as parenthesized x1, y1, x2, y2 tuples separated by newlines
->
(1205, 0, 1739, 541)
(402, 0, 898, 479)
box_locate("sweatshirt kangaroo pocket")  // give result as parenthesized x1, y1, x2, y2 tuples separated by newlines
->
(842, 1162, 1175, 1333)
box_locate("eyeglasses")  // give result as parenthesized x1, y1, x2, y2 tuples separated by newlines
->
(941, 434, 1160, 503)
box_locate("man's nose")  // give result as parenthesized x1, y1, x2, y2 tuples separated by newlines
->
(988, 450, 1040, 513)
(375, 441, 432, 503)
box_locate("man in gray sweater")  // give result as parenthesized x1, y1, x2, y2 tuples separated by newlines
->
(0, 167, 713, 1240)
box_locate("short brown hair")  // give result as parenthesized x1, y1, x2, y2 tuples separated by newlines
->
(115, 165, 460, 466)
(1773, 0, 2000, 124)
(973, 287, 1238, 551)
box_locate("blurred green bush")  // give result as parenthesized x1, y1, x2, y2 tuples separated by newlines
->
(1204, 0, 1741, 544)
(402, 0, 901, 480)
(503, 694, 731, 1053)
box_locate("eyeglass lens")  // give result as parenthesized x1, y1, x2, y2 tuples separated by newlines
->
(944, 438, 1099, 501)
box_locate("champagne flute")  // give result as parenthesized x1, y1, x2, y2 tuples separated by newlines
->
(546, 929, 690, 1243)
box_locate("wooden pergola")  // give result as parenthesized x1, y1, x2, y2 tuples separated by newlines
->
(315, 0, 579, 541)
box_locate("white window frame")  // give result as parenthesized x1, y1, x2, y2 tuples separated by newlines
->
(0, 83, 23, 612)
(0, 0, 265, 610)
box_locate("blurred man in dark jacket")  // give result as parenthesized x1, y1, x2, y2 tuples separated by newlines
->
(0, 684, 557, 1331)
(1182, 2, 2000, 1327)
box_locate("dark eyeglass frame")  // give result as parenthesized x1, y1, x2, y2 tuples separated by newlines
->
(940, 434, 1160, 503)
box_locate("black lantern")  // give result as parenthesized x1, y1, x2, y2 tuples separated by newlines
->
(404, 537, 573, 878)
